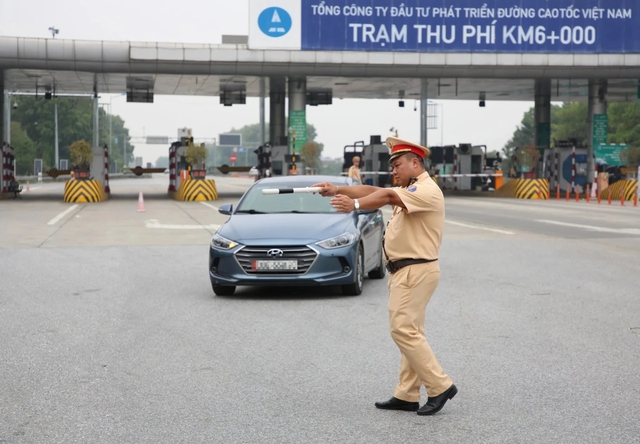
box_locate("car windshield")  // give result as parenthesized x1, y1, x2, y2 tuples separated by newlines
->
(236, 184, 340, 214)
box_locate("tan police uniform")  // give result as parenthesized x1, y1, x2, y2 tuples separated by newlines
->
(384, 171, 453, 402)
(348, 165, 362, 183)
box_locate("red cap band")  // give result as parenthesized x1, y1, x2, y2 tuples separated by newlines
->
(391, 144, 426, 159)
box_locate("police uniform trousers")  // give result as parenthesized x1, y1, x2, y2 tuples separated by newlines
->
(387, 261, 452, 402)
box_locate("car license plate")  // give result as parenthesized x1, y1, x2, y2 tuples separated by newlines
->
(252, 260, 298, 271)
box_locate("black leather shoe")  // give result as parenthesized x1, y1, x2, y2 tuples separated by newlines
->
(375, 397, 419, 411)
(416, 384, 457, 416)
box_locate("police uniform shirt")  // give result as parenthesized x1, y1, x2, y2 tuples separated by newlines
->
(348, 165, 362, 183)
(384, 171, 444, 262)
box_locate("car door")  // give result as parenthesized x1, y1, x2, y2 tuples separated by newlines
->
(357, 210, 381, 271)
(369, 210, 384, 263)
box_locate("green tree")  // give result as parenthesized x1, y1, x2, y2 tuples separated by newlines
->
(10, 122, 38, 176)
(607, 102, 640, 146)
(551, 102, 589, 145)
(10, 96, 134, 171)
(502, 108, 535, 157)
(506, 102, 640, 153)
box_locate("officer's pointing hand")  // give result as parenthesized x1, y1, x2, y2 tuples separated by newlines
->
(330, 194, 354, 213)
(311, 182, 338, 197)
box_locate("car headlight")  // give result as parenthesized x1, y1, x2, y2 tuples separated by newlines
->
(316, 232, 358, 249)
(210, 233, 239, 250)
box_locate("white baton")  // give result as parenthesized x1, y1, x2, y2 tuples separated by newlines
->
(261, 187, 322, 195)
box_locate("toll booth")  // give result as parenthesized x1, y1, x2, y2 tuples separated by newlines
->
(168, 128, 206, 192)
(458, 144, 487, 190)
(540, 142, 589, 194)
(428, 144, 487, 191)
(269, 145, 297, 176)
(342, 136, 392, 187)
(362, 135, 392, 187)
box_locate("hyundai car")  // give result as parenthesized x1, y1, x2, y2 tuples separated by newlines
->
(209, 175, 386, 296)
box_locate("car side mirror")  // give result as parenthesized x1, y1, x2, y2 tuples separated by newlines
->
(218, 203, 233, 215)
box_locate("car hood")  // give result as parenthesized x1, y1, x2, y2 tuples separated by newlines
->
(219, 213, 354, 244)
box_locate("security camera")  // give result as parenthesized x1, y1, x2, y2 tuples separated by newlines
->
(12, 102, 17, 110)
(398, 100, 405, 108)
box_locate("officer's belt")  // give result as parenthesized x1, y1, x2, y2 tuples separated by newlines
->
(386, 258, 437, 274)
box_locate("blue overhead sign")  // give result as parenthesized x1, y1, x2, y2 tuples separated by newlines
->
(249, 0, 640, 53)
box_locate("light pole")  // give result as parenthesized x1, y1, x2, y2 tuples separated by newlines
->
(48, 27, 59, 38)
(54, 101, 59, 169)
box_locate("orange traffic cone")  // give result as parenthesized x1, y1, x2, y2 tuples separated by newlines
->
(586, 185, 590, 203)
(137, 191, 146, 212)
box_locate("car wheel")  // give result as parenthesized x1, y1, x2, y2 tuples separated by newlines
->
(212, 282, 236, 296)
(342, 245, 364, 296)
(368, 243, 386, 279)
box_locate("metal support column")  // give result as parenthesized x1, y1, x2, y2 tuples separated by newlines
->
(269, 76, 286, 146)
(420, 79, 428, 148)
(54, 102, 59, 169)
(1, 73, 7, 194)
(588, 79, 607, 186)
(90, 96, 105, 186)
(2, 90, 10, 146)
(534, 79, 551, 147)
(259, 78, 266, 144)
(287, 77, 306, 154)
(534, 79, 551, 179)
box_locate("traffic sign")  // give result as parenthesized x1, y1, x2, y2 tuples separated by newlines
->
(230, 154, 238, 163)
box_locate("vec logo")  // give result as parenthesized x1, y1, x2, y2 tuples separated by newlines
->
(258, 7, 292, 38)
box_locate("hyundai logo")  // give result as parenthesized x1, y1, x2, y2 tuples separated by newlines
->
(267, 249, 284, 258)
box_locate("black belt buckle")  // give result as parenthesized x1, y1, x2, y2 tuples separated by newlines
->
(385, 261, 399, 274)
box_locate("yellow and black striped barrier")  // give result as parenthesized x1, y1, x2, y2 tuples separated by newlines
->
(173, 178, 218, 201)
(494, 179, 519, 197)
(63, 179, 106, 203)
(494, 178, 549, 199)
(600, 180, 638, 201)
(515, 179, 549, 199)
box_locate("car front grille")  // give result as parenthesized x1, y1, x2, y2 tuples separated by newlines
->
(235, 245, 318, 275)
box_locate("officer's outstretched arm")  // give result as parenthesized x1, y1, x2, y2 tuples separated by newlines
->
(328, 188, 405, 212)
(358, 188, 406, 210)
(310, 181, 380, 198)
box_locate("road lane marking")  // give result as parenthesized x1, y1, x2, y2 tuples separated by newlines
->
(445, 220, 514, 235)
(145, 219, 220, 230)
(200, 202, 219, 211)
(47, 205, 79, 225)
(536, 219, 640, 236)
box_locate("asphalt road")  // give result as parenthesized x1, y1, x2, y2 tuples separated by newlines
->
(1, 177, 639, 443)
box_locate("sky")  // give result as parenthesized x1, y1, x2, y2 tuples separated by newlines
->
(0, 0, 534, 165)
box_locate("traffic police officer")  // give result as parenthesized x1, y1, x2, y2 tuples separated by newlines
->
(312, 136, 456, 416)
